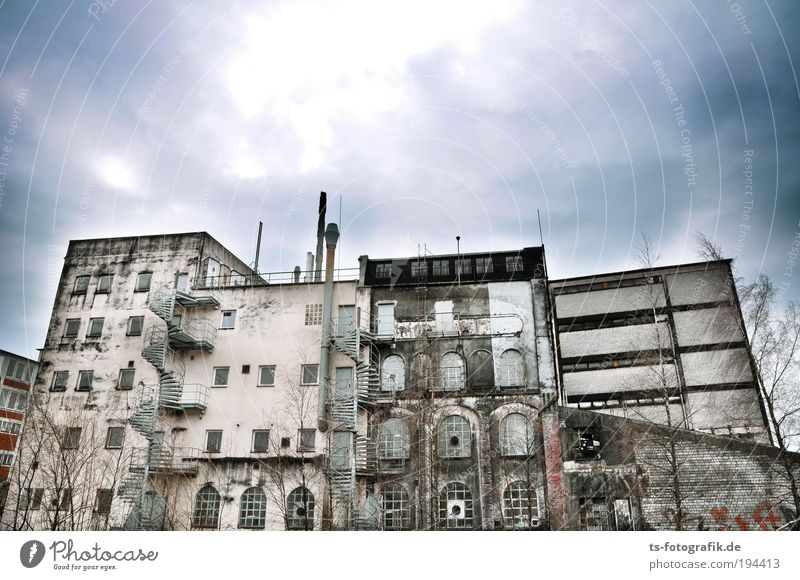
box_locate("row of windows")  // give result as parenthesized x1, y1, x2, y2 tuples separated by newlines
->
(553, 274, 663, 296)
(561, 352, 675, 373)
(380, 349, 525, 391)
(3, 358, 35, 382)
(211, 364, 317, 387)
(60, 426, 125, 450)
(19, 487, 113, 514)
(0, 418, 22, 435)
(193, 486, 314, 530)
(72, 272, 153, 295)
(0, 386, 27, 412)
(204, 428, 316, 453)
(51, 369, 136, 392)
(0, 451, 14, 466)
(62, 309, 238, 341)
(374, 256, 524, 280)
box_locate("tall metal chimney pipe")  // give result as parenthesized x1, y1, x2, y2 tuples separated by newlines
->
(314, 192, 327, 282)
(254, 221, 263, 274)
(318, 223, 339, 432)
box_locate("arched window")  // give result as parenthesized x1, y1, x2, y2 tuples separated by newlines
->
(468, 350, 494, 387)
(497, 349, 524, 387)
(437, 415, 471, 458)
(287, 487, 315, 530)
(411, 353, 431, 389)
(382, 484, 411, 530)
(381, 355, 406, 392)
(503, 481, 540, 529)
(439, 352, 465, 391)
(193, 485, 221, 529)
(501, 413, 533, 456)
(378, 418, 410, 460)
(438, 482, 474, 529)
(238, 487, 267, 529)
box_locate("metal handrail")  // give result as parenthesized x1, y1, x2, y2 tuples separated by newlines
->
(195, 267, 360, 289)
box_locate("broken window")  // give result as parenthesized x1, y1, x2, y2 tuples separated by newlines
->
(578, 498, 610, 531)
(51, 371, 68, 392)
(475, 256, 493, 274)
(63, 427, 82, 449)
(238, 487, 267, 529)
(95, 489, 113, 514)
(439, 352, 465, 391)
(96, 274, 113, 293)
(437, 415, 471, 458)
(577, 431, 601, 459)
(380, 354, 405, 391)
(258, 365, 275, 386)
(63, 318, 80, 338)
(503, 481, 540, 529)
(193, 485, 221, 529)
(378, 418, 410, 460)
(212, 367, 229, 387)
(301, 364, 319, 385)
(497, 349, 524, 387)
(287, 487, 315, 530)
(382, 484, 411, 530)
(438, 482, 474, 529)
(105, 426, 125, 449)
(501, 413, 533, 456)
(432, 260, 450, 276)
(205, 430, 222, 453)
(127, 316, 144, 336)
(118, 369, 135, 390)
(73, 275, 90, 294)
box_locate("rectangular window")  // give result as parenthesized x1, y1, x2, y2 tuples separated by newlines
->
(301, 364, 319, 385)
(76, 370, 94, 392)
(53, 488, 72, 511)
(20, 488, 43, 510)
(298, 429, 316, 451)
(579, 498, 610, 531)
(51, 371, 69, 392)
(205, 430, 222, 453)
(375, 263, 391, 279)
(87, 317, 104, 338)
(476, 257, 493, 274)
(135, 272, 152, 292)
(0, 387, 27, 412)
(258, 365, 276, 387)
(95, 489, 113, 514)
(96, 274, 113, 293)
(432, 260, 450, 276)
(175, 273, 189, 292)
(0, 451, 13, 466)
(305, 304, 323, 326)
(505, 256, 523, 272)
(7, 360, 33, 381)
(252, 430, 270, 452)
(212, 367, 229, 387)
(127, 316, 144, 336)
(220, 310, 236, 329)
(0, 418, 22, 435)
(105, 426, 125, 449)
(456, 259, 472, 276)
(64, 318, 80, 338)
(73, 275, 90, 294)
(411, 261, 426, 278)
(117, 369, 135, 390)
(64, 427, 82, 449)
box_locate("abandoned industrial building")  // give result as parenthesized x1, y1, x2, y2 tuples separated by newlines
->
(1, 208, 798, 531)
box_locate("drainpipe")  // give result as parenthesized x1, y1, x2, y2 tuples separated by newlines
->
(318, 223, 339, 432)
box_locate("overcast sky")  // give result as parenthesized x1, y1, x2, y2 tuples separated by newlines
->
(1, 1, 798, 360)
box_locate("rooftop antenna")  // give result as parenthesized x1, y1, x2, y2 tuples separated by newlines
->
(537, 209, 544, 246)
(456, 235, 461, 286)
(253, 221, 263, 274)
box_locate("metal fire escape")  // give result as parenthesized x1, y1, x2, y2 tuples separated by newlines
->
(329, 308, 379, 527)
(118, 285, 218, 530)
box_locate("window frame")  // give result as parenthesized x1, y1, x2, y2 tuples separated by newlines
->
(439, 352, 465, 391)
(135, 272, 152, 292)
(0, 387, 26, 411)
(301, 364, 319, 385)
(63, 427, 82, 450)
(252, 429, 270, 453)
(257, 365, 276, 387)
(205, 430, 223, 453)
(497, 349, 524, 387)
(500, 413, 534, 457)
(238, 487, 267, 529)
(475, 256, 494, 274)
(73, 275, 90, 295)
(380, 354, 406, 392)
(505, 255, 524, 272)
(193, 485, 221, 529)
(94, 489, 113, 514)
(96, 274, 113, 294)
(20, 487, 43, 511)
(437, 415, 472, 458)
(286, 486, 315, 530)
(105, 426, 125, 449)
(127, 316, 144, 336)
(86, 317, 104, 338)
(381, 484, 412, 530)
(503, 481, 540, 529)
(63, 318, 80, 338)
(375, 263, 391, 279)
(298, 429, 316, 452)
(456, 258, 472, 276)
(378, 418, 410, 460)
(51, 371, 69, 392)
(432, 259, 450, 276)
(212, 366, 230, 387)
(117, 368, 135, 391)
(76, 370, 94, 392)
(220, 310, 236, 330)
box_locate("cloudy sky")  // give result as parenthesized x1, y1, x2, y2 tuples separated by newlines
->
(0, 0, 798, 359)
